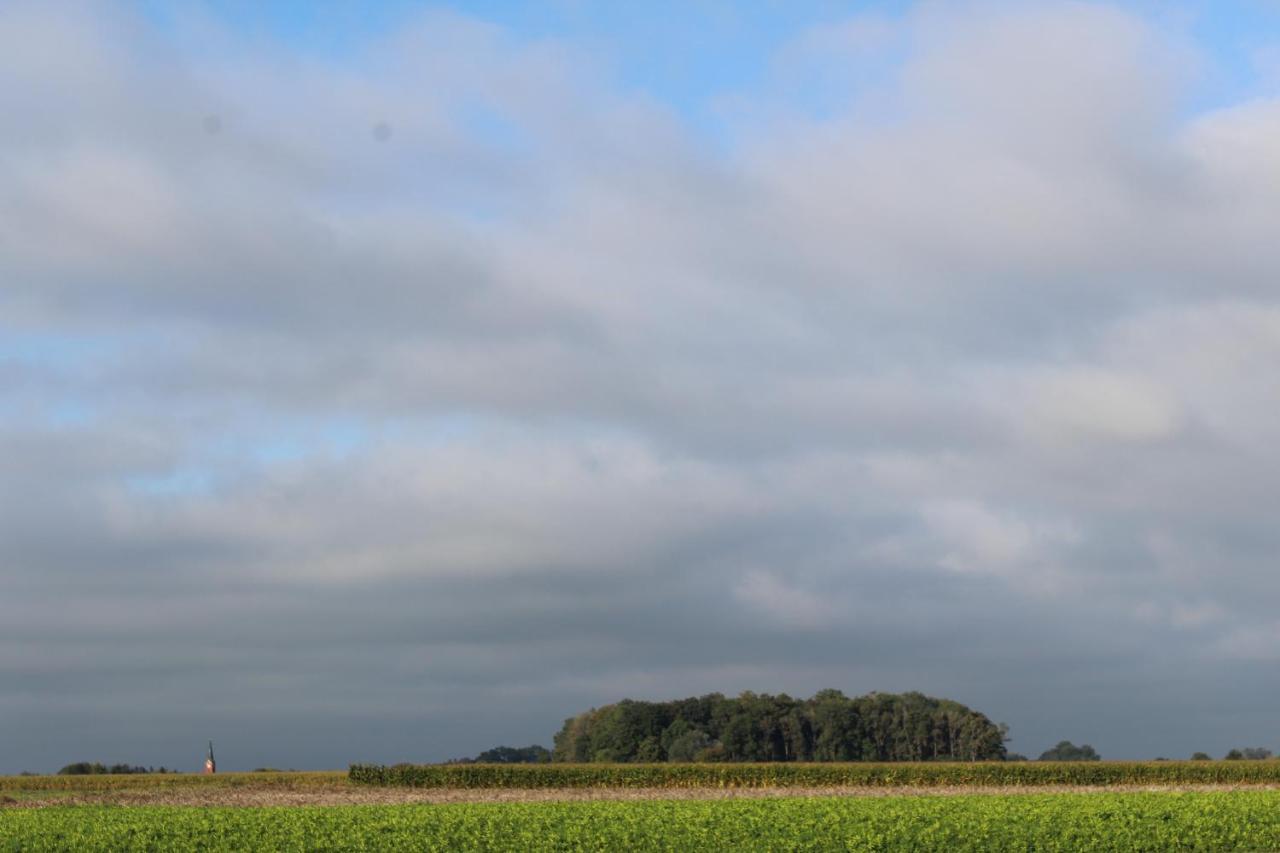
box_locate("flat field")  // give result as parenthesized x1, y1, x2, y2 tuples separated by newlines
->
(6, 792, 1280, 851)
(6, 766, 1280, 851)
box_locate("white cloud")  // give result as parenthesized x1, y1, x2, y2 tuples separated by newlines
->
(920, 500, 1077, 581)
(734, 570, 839, 630)
(1019, 367, 1182, 444)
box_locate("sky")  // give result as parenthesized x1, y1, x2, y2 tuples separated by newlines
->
(4, 0, 1280, 772)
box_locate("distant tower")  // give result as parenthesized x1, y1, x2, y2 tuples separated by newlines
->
(204, 741, 216, 774)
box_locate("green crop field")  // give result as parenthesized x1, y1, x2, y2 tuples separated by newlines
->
(0, 771, 349, 792)
(349, 759, 1280, 788)
(4, 791, 1280, 851)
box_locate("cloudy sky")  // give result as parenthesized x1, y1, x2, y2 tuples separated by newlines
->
(5, 0, 1280, 772)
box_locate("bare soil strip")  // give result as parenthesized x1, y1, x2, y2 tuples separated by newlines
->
(8, 783, 1280, 809)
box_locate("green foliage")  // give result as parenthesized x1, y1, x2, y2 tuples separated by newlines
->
(1037, 741, 1101, 761)
(56, 763, 107, 776)
(349, 759, 1280, 789)
(56, 763, 161, 776)
(550, 690, 1007, 764)
(1219, 747, 1275, 761)
(664, 723, 712, 763)
(1191, 752, 1212, 760)
(450, 745, 551, 765)
(11, 793, 1280, 850)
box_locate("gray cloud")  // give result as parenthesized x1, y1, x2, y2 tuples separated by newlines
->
(3, 1, 1280, 771)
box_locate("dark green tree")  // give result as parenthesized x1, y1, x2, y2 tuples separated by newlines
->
(473, 745, 551, 764)
(550, 690, 1007, 763)
(1037, 741, 1101, 761)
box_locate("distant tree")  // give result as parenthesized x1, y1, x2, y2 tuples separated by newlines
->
(1221, 747, 1272, 761)
(57, 762, 106, 775)
(57, 762, 163, 775)
(1190, 752, 1211, 760)
(473, 745, 551, 764)
(1004, 753, 1029, 762)
(1154, 757, 1169, 761)
(1038, 741, 1101, 761)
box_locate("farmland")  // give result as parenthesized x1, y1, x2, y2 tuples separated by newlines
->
(7, 792, 1280, 851)
(0, 771, 348, 793)
(349, 758, 1280, 788)
(7, 765, 1280, 850)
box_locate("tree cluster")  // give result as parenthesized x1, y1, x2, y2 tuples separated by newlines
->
(446, 745, 552, 765)
(1224, 747, 1272, 760)
(551, 690, 1008, 763)
(1037, 741, 1101, 761)
(56, 763, 173, 775)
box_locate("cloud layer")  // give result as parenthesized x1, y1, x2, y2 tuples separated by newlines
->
(4, 1, 1280, 769)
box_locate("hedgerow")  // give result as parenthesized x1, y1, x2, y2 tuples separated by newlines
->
(348, 759, 1280, 788)
(0, 771, 348, 792)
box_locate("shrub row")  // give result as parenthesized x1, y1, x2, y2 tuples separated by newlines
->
(0, 771, 349, 791)
(348, 760, 1280, 789)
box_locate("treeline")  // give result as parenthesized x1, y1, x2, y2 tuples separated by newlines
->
(551, 690, 1007, 763)
(1224, 748, 1273, 760)
(1037, 741, 1100, 761)
(446, 745, 551, 765)
(350, 760, 1280, 788)
(56, 763, 176, 775)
